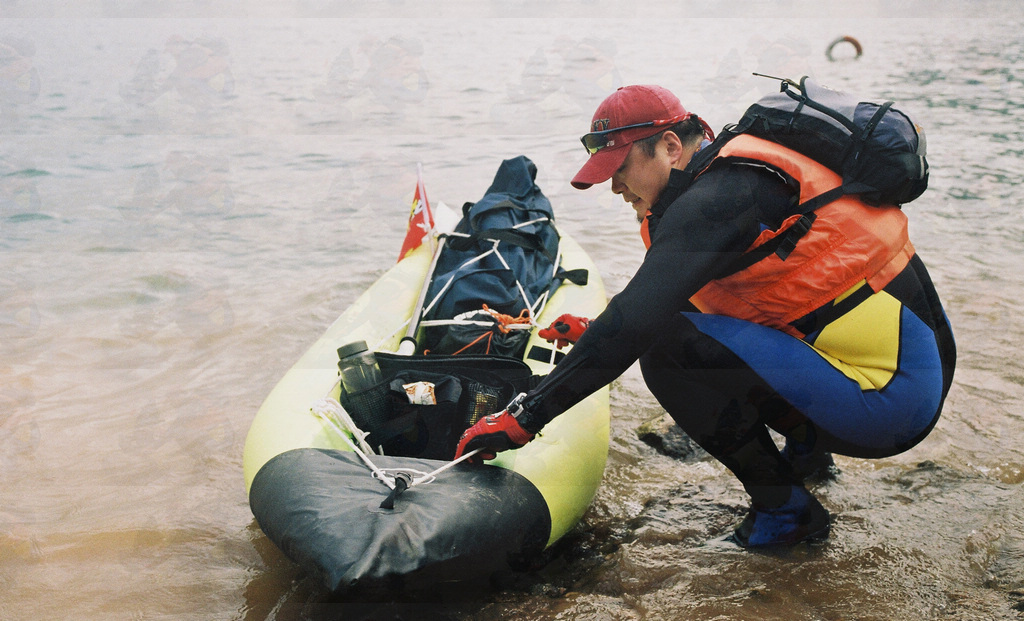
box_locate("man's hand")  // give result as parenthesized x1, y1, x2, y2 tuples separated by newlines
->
(538, 314, 590, 349)
(454, 408, 535, 464)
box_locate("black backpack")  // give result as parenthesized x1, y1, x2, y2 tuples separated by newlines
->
(699, 75, 929, 268)
(729, 75, 929, 210)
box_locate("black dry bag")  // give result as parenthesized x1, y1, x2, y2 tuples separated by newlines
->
(419, 156, 585, 356)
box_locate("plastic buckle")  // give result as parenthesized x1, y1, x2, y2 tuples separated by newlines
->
(505, 392, 528, 419)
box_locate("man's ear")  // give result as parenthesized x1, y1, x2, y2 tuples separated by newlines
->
(661, 131, 686, 165)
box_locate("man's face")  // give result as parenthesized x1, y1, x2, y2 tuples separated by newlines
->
(610, 139, 673, 223)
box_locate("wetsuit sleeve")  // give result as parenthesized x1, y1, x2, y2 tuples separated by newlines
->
(517, 164, 795, 433)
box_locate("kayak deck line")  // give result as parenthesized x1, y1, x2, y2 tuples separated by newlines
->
(311, 395, 483, 499)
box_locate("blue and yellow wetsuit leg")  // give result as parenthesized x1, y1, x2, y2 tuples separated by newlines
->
(639, 256, 955, 504)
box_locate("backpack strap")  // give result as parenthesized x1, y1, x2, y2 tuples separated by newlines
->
(712, 212, 816, 280)
(711, 179, 880, 280)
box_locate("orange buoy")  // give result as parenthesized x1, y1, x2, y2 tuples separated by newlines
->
(826, 36, 863, 61)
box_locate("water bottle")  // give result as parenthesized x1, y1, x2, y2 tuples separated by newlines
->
(336, 341, 388, 444)
(336, 340, 383, 396)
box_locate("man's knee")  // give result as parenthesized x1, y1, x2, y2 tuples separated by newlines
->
(638, 312, 716, 373)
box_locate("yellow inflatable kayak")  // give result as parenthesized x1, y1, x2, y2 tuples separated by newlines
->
(242, 158, 609, 594)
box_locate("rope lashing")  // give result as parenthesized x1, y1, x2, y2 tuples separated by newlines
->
(310, 397, 482, 506)
(480, 304, 533, 334)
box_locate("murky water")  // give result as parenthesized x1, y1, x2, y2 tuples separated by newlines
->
(3, 4, 1024, 620)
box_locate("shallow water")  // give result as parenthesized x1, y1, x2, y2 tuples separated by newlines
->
(3, 3, 1024, 620)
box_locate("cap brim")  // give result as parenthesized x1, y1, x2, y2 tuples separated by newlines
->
(571, 143, 631, 190)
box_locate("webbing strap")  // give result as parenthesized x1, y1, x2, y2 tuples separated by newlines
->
(789, 281, 875, 336)
(558, 268, 588, 286)
(446, 227, 557, 263)
(712, 179, 880, 280)
(712, 213, 816, 281)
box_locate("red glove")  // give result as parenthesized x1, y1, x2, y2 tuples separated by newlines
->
(454, 401, 535, 464)
(538, 314, 590, 349)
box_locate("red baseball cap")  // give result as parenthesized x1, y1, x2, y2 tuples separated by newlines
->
(572, 85, 708, 190)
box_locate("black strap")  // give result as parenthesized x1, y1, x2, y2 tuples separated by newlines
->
(788, 76, 862, 135)
(790, 280, 875, 336)
(717, 175, 886, 279)
(861, 101, 893, 140)
(379, 472, 412, 510)
(775, 213, 813, 260)
(557, 268, 589, 286)
(467, 199, 551, 230)
(445, 228, 557, 263)
(527, 345, 567, 365)
(713, 212, 817, 280)
(445, 221, 589, 287)
(791, 185, 846, 215)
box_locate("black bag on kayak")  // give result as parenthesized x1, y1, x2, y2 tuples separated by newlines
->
(730, 75, 928, 208)
(430, 308, 531, 357)
(339, 352, 537, 459)
(419, 155, 585, 356)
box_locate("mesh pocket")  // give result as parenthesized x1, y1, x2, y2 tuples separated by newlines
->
(339, 382, 391, 441)
(461, 380, 502, 427)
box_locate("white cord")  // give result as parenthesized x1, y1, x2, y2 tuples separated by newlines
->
(311, 397, 483, 491)
(311, 399, 395, 489)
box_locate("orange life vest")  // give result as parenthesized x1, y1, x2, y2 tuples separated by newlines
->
(665, 134, 916, 338)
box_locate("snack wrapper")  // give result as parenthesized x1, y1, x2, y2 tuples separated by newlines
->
(402, 381, 436, 406)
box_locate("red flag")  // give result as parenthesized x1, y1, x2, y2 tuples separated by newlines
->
(397, 164, 435, 262)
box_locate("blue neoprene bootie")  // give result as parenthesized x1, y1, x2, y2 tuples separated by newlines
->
(731, 485, 831, 547)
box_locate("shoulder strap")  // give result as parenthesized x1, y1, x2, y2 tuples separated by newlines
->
(712, 212, 817, 280)
(711, 179, 881, 280)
